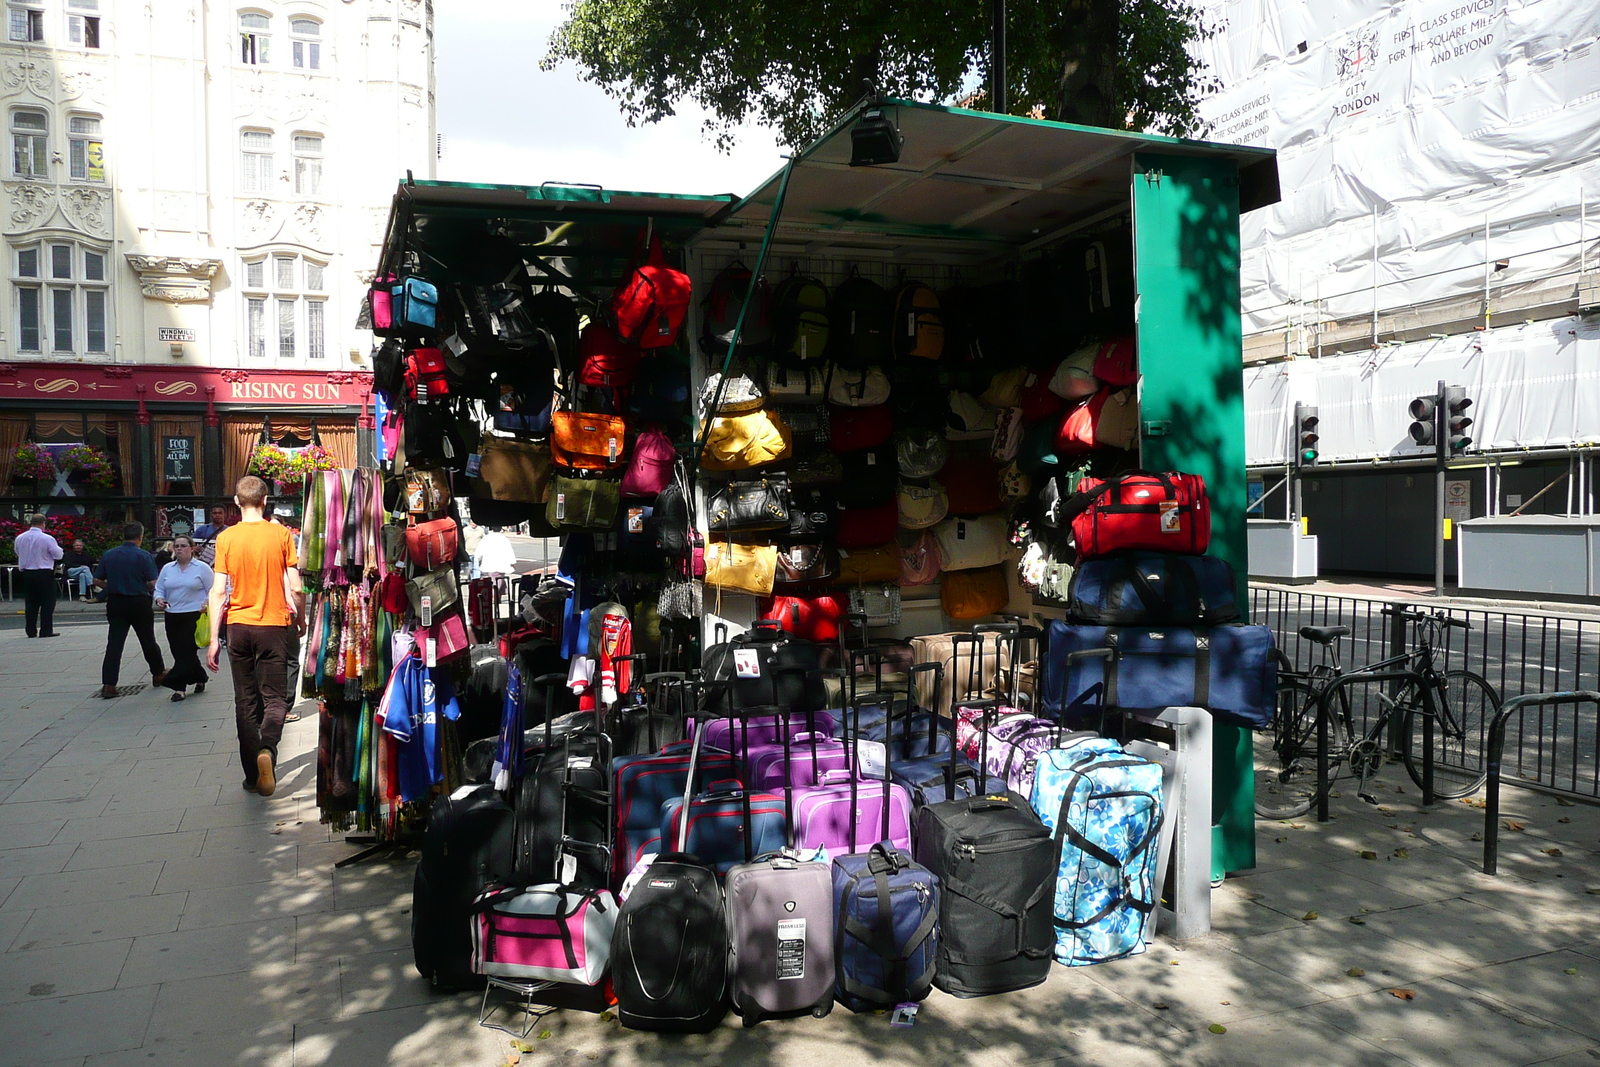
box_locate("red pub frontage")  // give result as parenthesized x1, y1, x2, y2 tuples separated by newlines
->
(0, 362, 375, 550)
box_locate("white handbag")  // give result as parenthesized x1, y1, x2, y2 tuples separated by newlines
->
(933, 513, 1010, 571)
(1047, 343, 1101, 400)
(765, 362, 828, 404)
(827, 365, 891, 407)
(896, 480, 949, 530)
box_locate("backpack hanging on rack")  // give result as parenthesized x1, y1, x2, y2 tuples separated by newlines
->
(892, 280, 944, 361)
(829, 273, 893, 367)
(701, 260, 773, 353)
(611, 230, 691, 349)
(771, 273, 830, 361)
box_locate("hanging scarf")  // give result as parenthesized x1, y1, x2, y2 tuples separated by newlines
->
(341, 468, 363, 575)
(301, 473, 324, 573)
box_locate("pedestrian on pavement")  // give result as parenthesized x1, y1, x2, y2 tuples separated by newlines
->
(470, 526, 518, 579)
(193, 504, 232, 541)
(205, 476, 304, 798)
(14, 514, 63, 639)
(62, 539, 97, 601)
(154, 534, 213, 703)
(93, 523, 166, 697)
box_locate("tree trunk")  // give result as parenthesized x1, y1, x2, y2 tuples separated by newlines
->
(1053, 0, 1122, 128)
(846, 43, 883, 104)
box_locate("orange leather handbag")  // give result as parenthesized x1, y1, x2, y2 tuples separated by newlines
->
(551, 411, 627, 471)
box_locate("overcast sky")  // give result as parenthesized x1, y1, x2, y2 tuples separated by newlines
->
(434, 0, 786, 196)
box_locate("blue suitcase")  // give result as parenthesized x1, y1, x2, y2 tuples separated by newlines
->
(1066, 552, 1240, 626)
(1039, 621, 1276, 729)
(610, 741, 735, 883)
(831, 843, 940, 1012)
(659, 782, 789, 876)
(892, 756, 979, 809)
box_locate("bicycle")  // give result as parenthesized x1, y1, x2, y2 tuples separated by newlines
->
(1254, 607, 1502, 820)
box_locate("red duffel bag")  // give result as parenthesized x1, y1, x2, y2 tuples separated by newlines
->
(762, 594, 846, 643)
(1066, 470, 1211, 558)
(836, 500, 898, 548)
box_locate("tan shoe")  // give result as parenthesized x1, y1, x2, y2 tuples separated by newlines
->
(151, 671, 166, 689)
(99, 684, 118, 699)
(255, 749, 276, 797)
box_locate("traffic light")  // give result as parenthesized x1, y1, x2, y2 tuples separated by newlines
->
(1444, 386, 1473, 454)
(1294, 403, 1319, 467)
(1408, 393, 1438, 450)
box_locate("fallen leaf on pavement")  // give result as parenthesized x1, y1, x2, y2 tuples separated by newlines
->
(1349, 916, 1367, 925)
(1276, 837, 1288, 843)
(1220, 1000, 1231, 1005)
(511, 1040, 534, 1053)
(1586, 888, 1600, 895)
(1360, 850, 1378, 860)
(537, 1029, 553, 1041)
(599, 1011, 615, 1022)
(1394, 848, 1410, 858)
(1556, 798, 1575, 807)
(1302, 911, 1319, 921)
(1347, 967, 1366, 977)
(1388, 988, 1416, 1000)
(1543, 848, 1564, 857)
(1564, 967, 1580, 975)
(1504, 821, 1525, 832)
(1471, 832, 1483, 841)
(1208, 1024, 1228, 1034)
(1558, 817, 1571, 824)
(1290, 823, 1305, 830)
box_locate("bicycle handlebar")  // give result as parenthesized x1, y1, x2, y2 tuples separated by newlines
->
(1380, 606, 1471, 632)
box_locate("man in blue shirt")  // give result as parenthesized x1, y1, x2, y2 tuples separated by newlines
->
(93, 522, 166, 699)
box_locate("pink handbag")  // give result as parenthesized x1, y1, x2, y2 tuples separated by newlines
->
(898, 530, 941, 586)
(621, 427, 676, 498)
(421, 609, 470, 663)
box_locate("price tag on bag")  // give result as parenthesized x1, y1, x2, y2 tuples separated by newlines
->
(1159, 500, 1180, 533)
(425, 635, 437, 668)
(733, 649, 762, 678)
(465, 453, 482, 478)
(627, 507, 645, 534)
(555, 492, 566, 520)
(420, 595, 433, 628)
(608, 437, 620, 463)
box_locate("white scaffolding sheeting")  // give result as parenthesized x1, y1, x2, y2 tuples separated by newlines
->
(1245, 314, 1600, 464)
(1192, 0, 1600, 335)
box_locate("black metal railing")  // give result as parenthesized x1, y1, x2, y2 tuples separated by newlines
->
(1482, 691, 1600, 873)
(1251, 586, 1600, 802)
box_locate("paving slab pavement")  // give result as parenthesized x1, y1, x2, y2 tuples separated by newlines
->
(0, 623, 1596, 1067)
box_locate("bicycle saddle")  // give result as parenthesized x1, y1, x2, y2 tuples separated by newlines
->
(1298, 625, 1351, 645)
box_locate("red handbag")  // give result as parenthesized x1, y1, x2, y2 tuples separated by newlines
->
(1055, 386, 1139, 455)
(1018, 369, 1063, 422)
(621, 427, 676, 498)
(1092, 336, 1137, 387)
(1067, 470, 1211, 558)
(827, 404, 893, 452)
(405, 517, 458, 570)
(404, 347, 450, 400)
(578, 322, 641, 388)
(378, 572, 409, 615)
(610, 232, 691, 349)
(939, 453, 1003, 515)
(762, 594, 845, 643)
(836, 500, 898, 549)
(421, 609, 471, 663)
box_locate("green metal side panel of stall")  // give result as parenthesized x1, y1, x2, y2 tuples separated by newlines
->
(1131, 153, 1255, 876)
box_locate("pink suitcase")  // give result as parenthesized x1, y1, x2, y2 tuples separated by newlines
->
(471, 884, 618, 984)
(744, 732, 852, 790)
(691, 711, 837, 750)
(790, 769, 912, 856)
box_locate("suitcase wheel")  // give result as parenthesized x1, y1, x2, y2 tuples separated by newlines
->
(812, 995, 833, 1019)
(740, 1001, 762, 1028)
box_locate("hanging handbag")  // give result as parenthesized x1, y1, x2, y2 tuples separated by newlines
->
(406, 564, 460, 617)
(828, 405, 893, 452)
(981, 366, 1028, 408)
(704, 541, 778, 596)
(699, 409, 793, 470)
(546, 473, 622, 529)
(940, 565, 1010, 620)
(933, 513, 1011, 571)
(836, 500, 898, 549)
(706, 474, 791, 533)
(992, 406, 1024, 463)
(788, 450, 843, 486)
(380, 522, 408, 566)
(393, 277, 439, 332)
(405, 516, 459, 570)
(764, 362, 827, 404)
(1019, 368, 1064, 421)
(653, 460, 692, 554)
(999, 462, 1032, 503)
(827, 365, 891, 407)
(378, 572, 410, 614)
(550, 410, 627, 470)
(1047, 343, 1102, 400)
(894, 428, 947, 479)
(834, 543, 901, 585)
(780, 406, 832, 448)
(781, 485, 837, 541)
(898, 530, 942, 587)
(1056, 386, 1139, 455)
(477, 433, 553, 503)
(657, 578, 705, 619)
(773, 542, 838, 589)
(699, 371, 765, 416)
(405, 468, 452, 516)
(848, 584, 902, 627)
(611, 231, 691, 349)
(836, 445, 896, 508)
(420, 607, 472, 663)
(1092, 336, 1138, 387)
(578, 321, 642, 388)
(896, 481, 949, 530)
(946, 391, 996, 441)
(621, 427, 677, 498)
(763, 594, 846, 643)
(939, 453, 1003, 515)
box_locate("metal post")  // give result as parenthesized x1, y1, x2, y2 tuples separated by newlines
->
(1371, 206, 1380, 347)
(1421, 699, 1436, 806)
(1316, 691, 1330, 823)
(1483, 213, 1492, 331)
(1434, 379, 1446, 596)
(1385, 605, 1410, 755)
(991, 0, 1006, 113)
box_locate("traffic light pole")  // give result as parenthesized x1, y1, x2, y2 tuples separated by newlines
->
(1433, 378, 1446, 596)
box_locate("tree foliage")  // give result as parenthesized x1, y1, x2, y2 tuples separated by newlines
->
(545, 0, 1219, 151)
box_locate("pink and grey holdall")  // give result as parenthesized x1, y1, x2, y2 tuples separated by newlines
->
(470, 883, 619, 985)
(954, 707, 1077, 799)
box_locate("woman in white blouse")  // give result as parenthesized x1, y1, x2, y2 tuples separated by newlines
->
(154, 535, 215, 702)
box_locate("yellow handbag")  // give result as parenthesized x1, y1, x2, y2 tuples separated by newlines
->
(940, 565, 1010, 620)
(704, 541, 778, 596)
(981, 366, 1028, 408)
(833, 542, 902, 585)
(699, 409, 793, 471)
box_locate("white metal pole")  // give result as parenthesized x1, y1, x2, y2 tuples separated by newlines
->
(1371, 207, 1380, 347)
(1483, 213, 1492, 331)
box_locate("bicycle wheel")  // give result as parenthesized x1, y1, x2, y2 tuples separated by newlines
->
(1401, 670, 1498, 799)
(1254, 678, 1323, 819)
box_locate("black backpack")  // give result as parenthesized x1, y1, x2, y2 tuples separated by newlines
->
(770, 274, 830, 361)
(610, 852, 729, 1032)
(371, 338, 406, 404)
(411, 785, 515, 992)
(829, 274, 893, 367)
(701, 260, 772, 354)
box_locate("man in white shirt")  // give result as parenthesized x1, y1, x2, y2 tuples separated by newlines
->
(13, 514, 63, 639)
(471, 528, 519, 579)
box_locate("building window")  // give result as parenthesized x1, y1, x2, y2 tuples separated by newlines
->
(239, 11, 269, 65)
(292, 133, 322, 196)
(13, 241, 110, 356)
(66, 0, 98, 48)
(290, 17, 320, 70)
(240, 129, 272, 193)
(68, 115, 104, 182)
(241, 253, 328, 360)
(11, 109, 47, 179)
(8, 5, 43, 42)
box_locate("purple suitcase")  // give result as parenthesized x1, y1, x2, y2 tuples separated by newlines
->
(790, 769, 912, 855)
(745, 732, 852, 790)
(690, 711, 837, 750)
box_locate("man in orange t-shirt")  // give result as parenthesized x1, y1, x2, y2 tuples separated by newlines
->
(205, 475, 305, 797)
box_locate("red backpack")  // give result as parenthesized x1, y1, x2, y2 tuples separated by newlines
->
(578, 322, 641, 388)
(404, 347, 449, 401)
(611, 232, 691, 349)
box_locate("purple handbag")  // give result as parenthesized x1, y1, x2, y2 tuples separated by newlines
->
(744, 732, 852, 790)
(689, 711, 836, 751)
(954, 707, 1071, 798)
(790, 769, 912, 856)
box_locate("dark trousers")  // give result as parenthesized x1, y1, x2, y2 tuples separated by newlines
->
(161, 610, 206, 692)
(102, 594, 165, 687)
(21, 569, 57, 637)
(229, 623, 293, 779)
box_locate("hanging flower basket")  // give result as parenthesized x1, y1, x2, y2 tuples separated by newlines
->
(59, 445, 116, 491)
(286, 444, 338, 480)
(247, 444, 292, 483)
(11, 442, 56, 481)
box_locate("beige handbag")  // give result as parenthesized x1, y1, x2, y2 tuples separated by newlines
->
(704, 541, 778, 596)
(896, 480, 949, 530)
(476, 433, 552, 503)
(827, 365, 891, 407)
(933, 513, 1011, 571)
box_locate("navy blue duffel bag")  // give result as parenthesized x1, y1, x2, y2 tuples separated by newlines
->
(1066, 552, 1240, 626)
(1039, 621, 1277, 729)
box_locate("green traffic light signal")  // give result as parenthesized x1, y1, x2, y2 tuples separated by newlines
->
(1445, 385, 1473, 454)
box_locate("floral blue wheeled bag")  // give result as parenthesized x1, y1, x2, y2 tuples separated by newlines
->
(1030, 737, 1164, 965)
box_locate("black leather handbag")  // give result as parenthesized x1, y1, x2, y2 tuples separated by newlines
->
(788, 450, 844, 486)
(706, 474, 792, 533)
(773, 542, 838, 590)
(780, 406, 831, 448)
(780, 485, 838, 542)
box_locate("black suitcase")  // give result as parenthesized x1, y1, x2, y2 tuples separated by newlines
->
(610, 851, 729, 1032)
(411, 783, 514, 992)
(456, 643, 508, 746)
(510, 675, 612, 889)
(913, 790, 1056, 997)
(607, 661, 689, 758)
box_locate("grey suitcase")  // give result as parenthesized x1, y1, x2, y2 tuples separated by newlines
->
(724, 853, 836, 1024)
